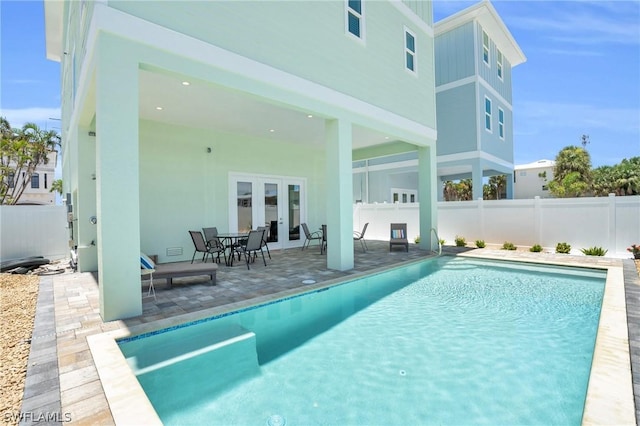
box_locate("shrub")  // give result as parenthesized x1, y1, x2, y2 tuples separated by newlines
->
(556, 242, 571, 254)
(581, 246, 608, 256)
(475, 240, 486, 248)
(414, 235, 420, 244)
(454, 236, 467, 247)
(502, 241, 517, 250)
(439, 239, 446, 246)
(530, 244, 543, 252)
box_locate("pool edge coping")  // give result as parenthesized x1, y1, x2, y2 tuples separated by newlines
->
(88, 252, 635, 425)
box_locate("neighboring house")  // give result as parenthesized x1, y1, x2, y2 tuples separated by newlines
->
(514, 159, 555, 199)
(434, 1, 526, 200)
(351, 1, 526, 203)
(4, 151, 57, 205)
(45, 0, 439, 320)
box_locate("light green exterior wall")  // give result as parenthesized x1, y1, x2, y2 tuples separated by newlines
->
(107, 0, 435, 128)
(139, 120, 326, 263)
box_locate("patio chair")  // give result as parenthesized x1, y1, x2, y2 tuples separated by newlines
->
(202, 227, 227, 265)
(237, 229, 267, 269)
(389, 223, 409, 252)
(189, 230, 225, 264)
(301, 223, 322, 251)
(257, 225, 271, 259)
(321, 224, 327, 254)
(353, 222, 369, 253)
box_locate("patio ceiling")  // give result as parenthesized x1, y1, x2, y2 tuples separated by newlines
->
(138, 70, 394, 150)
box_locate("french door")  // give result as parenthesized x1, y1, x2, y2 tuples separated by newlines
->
(229, 173, 305, 250)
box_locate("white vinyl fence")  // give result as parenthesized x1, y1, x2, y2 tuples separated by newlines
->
(354, 195, 640, 257)
(0, 205, 69, 261)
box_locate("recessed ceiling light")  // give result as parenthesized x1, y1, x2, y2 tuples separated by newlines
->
(182, 81, 190, 86)
(269, 129, 275, 133)
(385, 136, 390, 140)
(307, 114, 313, 118)
(156, 106, 163, 110)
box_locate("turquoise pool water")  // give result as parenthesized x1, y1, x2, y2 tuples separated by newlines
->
(119, 257, 606, 425)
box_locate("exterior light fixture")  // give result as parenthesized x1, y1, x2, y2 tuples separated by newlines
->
(181, 81, 190, 86)
(156, 106, 163, 110)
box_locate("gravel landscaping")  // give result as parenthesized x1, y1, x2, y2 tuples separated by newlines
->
(1, 273, 39, 425)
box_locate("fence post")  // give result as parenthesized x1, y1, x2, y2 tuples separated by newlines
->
(608, 193, 616, 254)
(477, 197, 484, 241)
(534, 196, 541, 246)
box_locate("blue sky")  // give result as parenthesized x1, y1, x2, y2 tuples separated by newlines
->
(1, 0, 639, 168)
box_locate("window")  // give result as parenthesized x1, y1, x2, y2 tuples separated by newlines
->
(404, 28, 416, 73)
(498, 107, 505, 139)
(346, 0, 363, 39)
(31, 173, 39, 189)
(7, 172, 14, 188)
(497, 49, 503, 80)
(484, 97, 492, 131)
(482, 30, 490, 65)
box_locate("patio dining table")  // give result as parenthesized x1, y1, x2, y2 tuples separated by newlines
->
(216, 232, 249, 266)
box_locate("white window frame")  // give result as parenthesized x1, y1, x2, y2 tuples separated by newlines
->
(404, 27, 417, 75)
(482, 30, 490, 66)
(497, 49, 503, 80)
(498, 107, 505, 139)
(484, 96, 492, 132)
(345, 0, 365, 42)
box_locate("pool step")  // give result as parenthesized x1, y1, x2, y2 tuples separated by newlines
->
(129, 324, 260, 376)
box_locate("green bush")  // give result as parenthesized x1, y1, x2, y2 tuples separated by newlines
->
(502, 241, 517, 250)
(530, 244, 543, 252)
(475, 240, 486, 248)
(580, 246, 608, 256)
(454, 236, 467, 247)
(556, 242, 571, 254)
(439, 239, 446, 246)
(414, 235, 420, 244)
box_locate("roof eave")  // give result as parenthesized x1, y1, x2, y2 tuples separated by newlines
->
(435, 0, 526, 67)
(44, 0, 64, 62)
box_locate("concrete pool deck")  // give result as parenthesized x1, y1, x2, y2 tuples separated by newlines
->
(18, 242, 639, 425)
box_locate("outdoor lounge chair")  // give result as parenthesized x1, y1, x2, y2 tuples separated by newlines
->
(353, 222, 369, 253)
(189, 230, 225, 264)
(236, 229, 267, 270)
(301, 223, 322, 250)
(390, 223, 409, 252)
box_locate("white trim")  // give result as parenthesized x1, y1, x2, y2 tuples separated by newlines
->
(484, 96, 492, 133)
(390, 1, 434, 38)
(435, 75, 475, 92)
(437, 150, 513, 170)
(353, 159, 418, 173)
(482, 30, 490, 67)
(345, 0, 366, 43)
(478, 77, 512, 110)
(404, 26, 417, 75)
(498, 107, 505, 140)
(67, 3, 437, 146)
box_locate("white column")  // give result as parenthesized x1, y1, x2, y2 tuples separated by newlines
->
(418, 145, 438, 251)
(95, 35, 141, 321)
(325, 119, 354, 271)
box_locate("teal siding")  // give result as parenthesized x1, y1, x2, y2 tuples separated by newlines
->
(108, 0, 435, 129)
(477, 23, 512, 104)
(435, 83, 477, 155)
(434, 22, 475, 86)
(401, 0, 432, 26)
(478, 85, 513, 162)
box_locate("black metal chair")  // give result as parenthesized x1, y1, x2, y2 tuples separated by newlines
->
(237, 229, 267, 269)
(189, 230, 225, 263)
(202, 227, 227, 265)
(353, 222, 369, 253)
(321, 224, 327, 254)
(301, 223, 322, 251)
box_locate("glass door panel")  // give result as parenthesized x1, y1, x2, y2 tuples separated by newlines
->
(264, 183, 279, 243)
(288, 184, 300, 242)
(237, 181, 253, 232)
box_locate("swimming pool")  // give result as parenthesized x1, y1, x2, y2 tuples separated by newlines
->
(119, 257, 606, 425)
